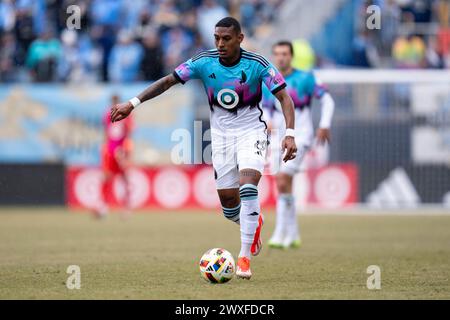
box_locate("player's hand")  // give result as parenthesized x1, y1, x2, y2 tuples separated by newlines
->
(110, 102, 134, 123)
(316, 128, 331, 145)
(282, 136, 297, 162)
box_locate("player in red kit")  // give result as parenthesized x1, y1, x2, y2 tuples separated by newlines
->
(95, 94, 133, 219)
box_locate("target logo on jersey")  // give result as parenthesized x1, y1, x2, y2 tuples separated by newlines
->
(217, 89, 239, 110)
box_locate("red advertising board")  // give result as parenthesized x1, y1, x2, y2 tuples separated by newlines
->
(66, 164, 358, 210)
(307, 164, 359, 208)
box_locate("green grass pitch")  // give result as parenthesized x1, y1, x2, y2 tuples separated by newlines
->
(0, 208, 449, 299)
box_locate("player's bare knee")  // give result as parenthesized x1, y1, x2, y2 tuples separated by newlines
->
(277, 173, 293, 194)
(218, 190, 240, 208)
(221, 197, 240, 209)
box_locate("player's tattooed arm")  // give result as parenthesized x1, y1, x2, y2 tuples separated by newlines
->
(136, 73, 179, 102)
(110, 74, 179, 123)
(275, 89, 295, 130)
(274, 89, 297, 162)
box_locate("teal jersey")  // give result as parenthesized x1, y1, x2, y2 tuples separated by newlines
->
(262, 68, 327, 116)
(174, 48, 286, 112)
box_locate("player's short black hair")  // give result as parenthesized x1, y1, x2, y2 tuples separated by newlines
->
(273, 41, 294, 56)
(215, 17, 242, 34)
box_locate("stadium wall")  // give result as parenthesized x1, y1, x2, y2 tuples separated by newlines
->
(0, 163, 65, 205)
(0, 83, 194, 166)
(66, 164, 358, 210)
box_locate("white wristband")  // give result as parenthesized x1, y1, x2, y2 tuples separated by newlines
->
(285, 128, 295, 137)
(129, 97, 141, 108)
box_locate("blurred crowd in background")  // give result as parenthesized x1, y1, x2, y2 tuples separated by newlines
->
(0, 0, 283, 83)
(354, 0, 450, 68)
(1, 0, 449, 84)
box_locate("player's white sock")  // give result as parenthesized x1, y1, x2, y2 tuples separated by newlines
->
(238, 184, 260, 259)
(283, 194, 300, 245)
(222, 203, 241, 224)
(270, 194, 292, 243)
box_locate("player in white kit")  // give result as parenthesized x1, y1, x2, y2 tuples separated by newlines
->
(262, 41, 335, 249)
(110, 19, 298, 279)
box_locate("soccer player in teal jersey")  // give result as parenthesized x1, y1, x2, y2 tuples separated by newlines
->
(262, 41, 335, 249)
(110, 18, 297, 280)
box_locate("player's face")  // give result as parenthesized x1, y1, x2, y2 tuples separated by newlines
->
(273, 45, 293, 71)
(214, 27, 244, 60)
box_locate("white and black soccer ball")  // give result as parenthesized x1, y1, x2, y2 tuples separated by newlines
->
(199, 248, 235, 284)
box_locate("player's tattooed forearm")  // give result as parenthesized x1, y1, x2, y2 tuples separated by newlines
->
(137, 74, 178, 102)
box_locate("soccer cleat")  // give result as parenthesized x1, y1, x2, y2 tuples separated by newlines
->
(282, 237, 302, 249)
(236, 257, 252, 279)
(290, 239, 302, 249)
(268, 238, 285, 249)
(268, 230, 285, 249)
(251, 214, 264, 256)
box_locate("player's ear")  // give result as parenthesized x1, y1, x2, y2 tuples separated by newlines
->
(238, 32, 244, 43)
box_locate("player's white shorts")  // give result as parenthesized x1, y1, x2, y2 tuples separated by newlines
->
(268, 110, 314, 176)
(212, 128, 268, 190)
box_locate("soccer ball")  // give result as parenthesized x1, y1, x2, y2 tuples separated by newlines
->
(199, 248, 235, 284)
